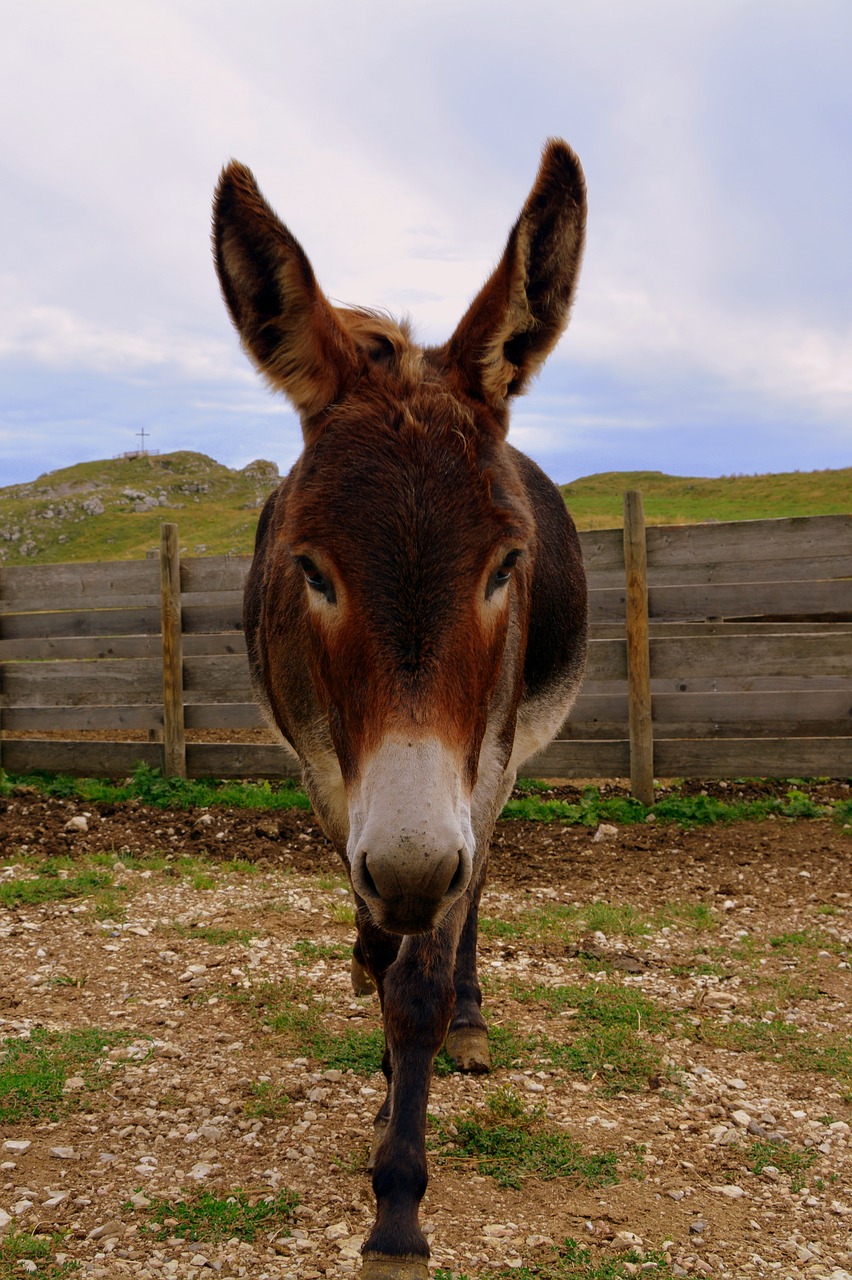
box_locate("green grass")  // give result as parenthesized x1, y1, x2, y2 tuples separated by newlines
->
(699, 1016, 852, 1093)
(0, 450, 280, 565)
(0, 763, 310, 812)
(244, 1081, 291, 1119)
(0, 1028, 135, 1123)
(559, 466, 852, 530)
(292, 939, 350, 965)
(501, 784, 840, 827)
(137, 1187, 298, 1242)
(749, 1141, 820, 1192)
(4, 772, 848, 829)
(436, 1235, 680, 1280)
(0, 1230, 78, 1278)
(433, 1088, 618, 1190)
(227, 978, 385, 1073)
(0, 865, 116, 910)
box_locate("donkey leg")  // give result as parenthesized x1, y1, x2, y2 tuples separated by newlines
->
(445, 878, 490, 1073)
(353, 908, 400, 1168)
(359, 920, 461, 1280)
(351, 933, 377, 996)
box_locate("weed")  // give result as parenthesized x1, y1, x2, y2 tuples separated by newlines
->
(330, 901, 356, 925)
(0, 1028, 133, 1123)
(1, 764, 310, 812)
(434, 1091, 618, 1190)
(293, 939, 349, 965)
(245, 1081, 291, 1119)
(311, 1027, 385, 1074)
(0, 1230, 77, 1278)
(749, 1141, 819, 1192)
(0, 867, 114, 910)
(138, 1187, 298, 1242)
(699, 1017, 852, 1087)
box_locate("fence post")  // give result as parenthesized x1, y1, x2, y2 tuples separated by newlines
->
(160, 522, 186, 778)
(623, 491, 654, 805)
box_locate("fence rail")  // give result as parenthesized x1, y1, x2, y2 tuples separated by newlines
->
(1, 502, 851, 796)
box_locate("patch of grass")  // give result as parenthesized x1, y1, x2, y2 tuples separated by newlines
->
(433, 1089, 618, 1190)
(435, 1235, 680, 1279)
(169, 923, 257, 946)
(244, 1081, 291, 1119)
(749, 1141, 820, 1192)
(0, 763, 310, 812)
(699, 1016, 852, 1090)
(330, 901, 356, 925)
(292, 939, 349, 965)
(0, 1028, 134, 1123)
(311, 1026, 385, 1074)
(0, 866, 115, 909)
(0, 1230, 78, 1278)
(500, 782, 840, 827)
(138, 1187, 298, 1242)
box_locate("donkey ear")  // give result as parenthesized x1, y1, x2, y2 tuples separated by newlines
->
(213, 162, 359, 421)
(444, 139, 586, 411)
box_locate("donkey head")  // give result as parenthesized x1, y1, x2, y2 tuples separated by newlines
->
(214, 142, 586, 933)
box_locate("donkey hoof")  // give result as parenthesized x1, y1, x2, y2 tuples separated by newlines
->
(361, 1253, 429, 1280)
(351, 955, 376, 996)
(445, 1026, 491, 1073)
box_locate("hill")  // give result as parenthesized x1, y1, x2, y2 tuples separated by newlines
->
(0, 452, 279, 565)
(0, 453, 848, 565)
(560, 467, 852, 530)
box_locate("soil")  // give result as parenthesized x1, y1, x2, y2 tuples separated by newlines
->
(1, 785, 851, 1280)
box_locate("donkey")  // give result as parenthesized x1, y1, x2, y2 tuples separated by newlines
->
(213, 139, 588, 1280)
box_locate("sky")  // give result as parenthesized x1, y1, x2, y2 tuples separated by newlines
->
(1, 0, 850, 489)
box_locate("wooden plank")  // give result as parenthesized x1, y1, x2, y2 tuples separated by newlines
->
(0, 635, 164, 661)
(520, 738, 631, 778)
(160, 523, 186, 778)
(181, 555, 252, 595)
(648, 578, 851, 622)
(0, 606, 161, 641)
(1, 659, 164, 707)
(183, 654, 255, 701)
(650, 688, 852, 728)
(588, 555, 852, 591)
(3, 705, 163, 731)
(587, 589, 626, 624)
(623, 491, 654, 803)
(651, 633, 852, 680)
(184, 703, 266, 730)
(1, 560, 160, 611)
(577, 527, 625, 573)
(584, 639, 627, 682)
(653, 737, 852, 778)
(591, 621, 852, 639)
(186, 742, 300, 779)
(0, 739, 162, 776)
(645, 513, 852, 570)
(182, 602, 245, 634)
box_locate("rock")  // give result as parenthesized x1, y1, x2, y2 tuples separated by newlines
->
(325, 1221, 350, 1240)
(88, 1220, 125, 1240)
(612, 1231, 643, 1251)
(592, 824, 619, 843)
(0, 1209, 12, 1233)
(49, 1147, 79, 1160)
(730, 1110, 751, 1128)
(711, 1184, 745, 1199)
(689, 1220, 707, 1235)
(3, 1140, 32, 1153)
(188, 1162, 216, 1180)
(63, 1075, 86, 1092)
(64, 816, 88, 833)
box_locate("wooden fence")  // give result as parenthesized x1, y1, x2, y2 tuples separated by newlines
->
(1, 500, 850, 796)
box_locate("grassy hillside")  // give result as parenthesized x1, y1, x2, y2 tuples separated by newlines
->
(560, 467, 852, 530)
(0, 453, 848, 565)
(0, 452, 279, 565)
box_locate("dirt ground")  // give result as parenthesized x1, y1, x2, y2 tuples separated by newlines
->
(1, 784, 851, 1280)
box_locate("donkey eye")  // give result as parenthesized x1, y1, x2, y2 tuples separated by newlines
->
(295, 556, 336, 604)
(487, 550, 522, 598)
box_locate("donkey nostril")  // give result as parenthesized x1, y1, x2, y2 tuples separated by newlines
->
(447, 850, 467, 897)
(359, 856, 379, 899)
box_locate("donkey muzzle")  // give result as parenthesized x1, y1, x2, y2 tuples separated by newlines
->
(347, 738, 475, 934)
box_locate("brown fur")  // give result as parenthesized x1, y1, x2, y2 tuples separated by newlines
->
(213, 140, 589, 1274)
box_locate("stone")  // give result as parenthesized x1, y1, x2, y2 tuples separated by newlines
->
(49, 1147, 79, 1160)
(612, 1231, 643, 1251)
(3, 1140, 32, 1153)
(64, 816, 88, 833)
